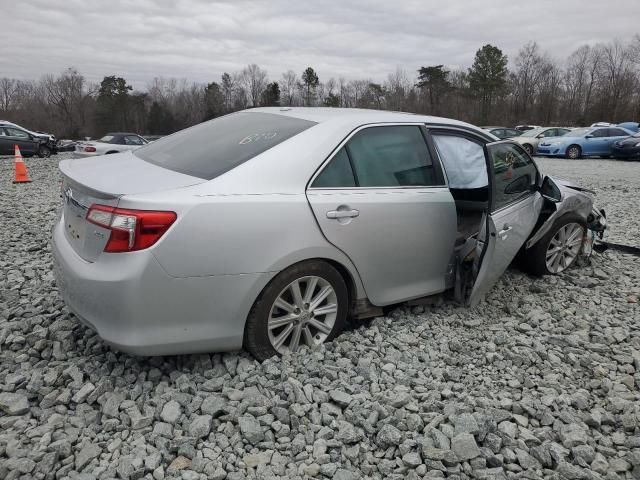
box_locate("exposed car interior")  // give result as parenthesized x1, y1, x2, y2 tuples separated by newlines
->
(431, 132, 489, 244)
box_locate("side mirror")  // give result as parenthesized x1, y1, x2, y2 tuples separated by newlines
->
(585, 134, 593, 139)
(536, 134, 544, 139)
(540, 176, 562, 202)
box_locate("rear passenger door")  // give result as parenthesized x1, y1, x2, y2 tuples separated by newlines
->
(467, 142, 543, 305)
(306, 124, 457, 306)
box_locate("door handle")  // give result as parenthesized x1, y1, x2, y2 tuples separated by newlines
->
(326, 209, 359, 219)
(498, 224, 513, 237)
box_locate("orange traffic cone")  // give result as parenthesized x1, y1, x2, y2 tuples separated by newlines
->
(13, 145, 32, 183)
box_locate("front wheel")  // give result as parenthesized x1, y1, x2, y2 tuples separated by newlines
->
(565, 145, 581, 160)
(244, 260, 349, 361)
(522, 214, 586, 276)
(38, 145, 52, 158)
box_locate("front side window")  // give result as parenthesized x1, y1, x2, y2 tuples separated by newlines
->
(345, 126, 438, 187)
(591, 129, 608, 138)
(136, 112, 316, 180)
(6, 127, 29, 139)
(488, 143, 538, 210)
(125, 135, 145, 145)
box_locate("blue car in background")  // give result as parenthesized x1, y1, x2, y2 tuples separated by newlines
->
(537, 126, 633, 159)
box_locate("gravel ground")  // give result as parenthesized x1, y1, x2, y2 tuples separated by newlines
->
(1, 153, 639, 480)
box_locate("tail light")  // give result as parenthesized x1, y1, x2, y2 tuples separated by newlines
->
(84, 146, 96, 152)
(86, 204, 177, 252)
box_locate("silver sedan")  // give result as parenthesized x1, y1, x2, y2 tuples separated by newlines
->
(52, 108, 606, 360)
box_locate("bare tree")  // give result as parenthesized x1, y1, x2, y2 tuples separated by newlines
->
(242, 64, 268, 107)
(0, 78, 19, 112)
(280, 70, 298, 106)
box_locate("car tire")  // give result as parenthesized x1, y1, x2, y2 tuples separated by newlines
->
(37, 145, 51, 158)
(244, 260, 349, 361)
(565, 145, 581, 160)
(522, 213, 586, 276)
(523, 144, 534, 155)
(106, 151, 118, 154)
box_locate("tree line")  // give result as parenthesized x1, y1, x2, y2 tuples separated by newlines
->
(1, 36, 639, 139)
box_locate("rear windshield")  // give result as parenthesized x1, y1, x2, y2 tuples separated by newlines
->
(135, 112, 317, 180)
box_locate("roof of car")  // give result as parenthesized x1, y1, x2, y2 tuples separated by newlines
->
(104, 132, 140, 136)
(248, 107, 477, 130)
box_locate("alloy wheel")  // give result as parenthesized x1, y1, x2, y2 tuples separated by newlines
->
(545, 222, 584, 273)
(567, 147, 580, 159)
(267, 276, 338, 354)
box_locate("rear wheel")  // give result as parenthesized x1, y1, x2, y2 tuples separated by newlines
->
(38, 145, 51, 158)
(522, 214, 586, 276)
(523, 143, 534, 155)
(565, 145, 581, 160)
(244, 260, 348, 361)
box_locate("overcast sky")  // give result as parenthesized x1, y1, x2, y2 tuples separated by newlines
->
(2, 0, 639, 89)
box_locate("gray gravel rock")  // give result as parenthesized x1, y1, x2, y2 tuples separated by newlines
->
(452, 433, 481, 461)
(0, 392, 29, 415)
(238, 415, 264, 443)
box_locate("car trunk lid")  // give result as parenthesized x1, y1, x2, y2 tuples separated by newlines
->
(58, 151, 205, 261)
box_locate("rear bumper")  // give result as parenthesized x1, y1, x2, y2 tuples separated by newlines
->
(51, 219, 274, 355)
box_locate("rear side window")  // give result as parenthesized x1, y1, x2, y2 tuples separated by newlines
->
(312, 148, 356, 188)
(347, 126, 439, 187)
(608, 128, 628, 137)
(100, 135, 115, 143)
(135, 112, 317, 180)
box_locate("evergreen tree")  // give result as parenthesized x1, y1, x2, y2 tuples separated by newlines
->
(468, 45, 508, 123)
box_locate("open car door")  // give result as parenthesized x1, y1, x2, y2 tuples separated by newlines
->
(465, 141, 543, 306)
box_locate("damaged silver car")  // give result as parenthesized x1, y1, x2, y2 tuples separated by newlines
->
(52, 108, 606, 360)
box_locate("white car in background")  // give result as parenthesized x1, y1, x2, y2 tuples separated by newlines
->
(512, 127, 572, 155)
(74, 132, 148, 158)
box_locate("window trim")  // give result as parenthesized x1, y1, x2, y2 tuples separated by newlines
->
(307, 122, 448, 190)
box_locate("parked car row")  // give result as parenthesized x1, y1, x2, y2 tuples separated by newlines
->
(482, 121, 639, 160)
(537, 126, 636, 159)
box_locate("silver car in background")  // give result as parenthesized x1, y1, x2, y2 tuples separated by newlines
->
(52, 108, 606, 360)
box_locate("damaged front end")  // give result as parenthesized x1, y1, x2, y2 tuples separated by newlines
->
(526, 176, 607, 260)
